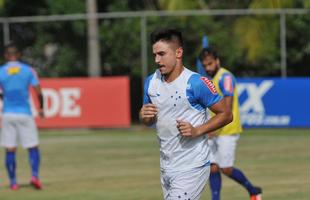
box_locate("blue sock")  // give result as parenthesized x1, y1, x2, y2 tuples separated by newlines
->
(5, 151, 17, 185)
(229, 167, 256, 195)
(209, 171, 222, 200)
(28, 147, 40, 178)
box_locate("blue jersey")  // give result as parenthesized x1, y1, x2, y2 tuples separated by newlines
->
(0, 61, 39, 115)
(144, 67, 222, 172)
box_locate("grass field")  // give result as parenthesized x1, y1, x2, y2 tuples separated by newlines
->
(0, 128, 309, 200)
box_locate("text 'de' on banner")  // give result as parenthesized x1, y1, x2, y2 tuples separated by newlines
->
(31, 77, 130, 128)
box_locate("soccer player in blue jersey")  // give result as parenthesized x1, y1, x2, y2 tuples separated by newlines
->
(199, 47, 262, 200)
(0, 43, 44, 190)
(139, 28, 233, 200)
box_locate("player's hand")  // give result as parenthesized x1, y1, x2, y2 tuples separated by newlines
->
(140, 104, 157, 119)
(176, 120, 199, 138)
(207, 131, 218, 139)
(140, 104, 157, 126)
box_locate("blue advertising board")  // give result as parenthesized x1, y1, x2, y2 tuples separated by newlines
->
(237, 78, 310, 127)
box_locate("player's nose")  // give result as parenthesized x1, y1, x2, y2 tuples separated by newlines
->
(155, 56, 161, 64)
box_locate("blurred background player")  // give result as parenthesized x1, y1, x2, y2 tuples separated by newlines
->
(140, 28, 232, 200)
(199, 47, 262, 200)
(0, 43, 44, 190)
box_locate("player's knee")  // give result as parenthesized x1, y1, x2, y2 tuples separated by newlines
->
(6, 147, 17, 152)
(210, 164, 220, 173)
(221, 167, 233, 176)
(28, 146, 39, 150)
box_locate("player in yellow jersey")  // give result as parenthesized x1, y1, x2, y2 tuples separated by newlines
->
(199, 47, 262, 200)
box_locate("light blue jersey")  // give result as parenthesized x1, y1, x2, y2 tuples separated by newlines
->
(144, 67, 222, 172)
(0, 61, 39, 115)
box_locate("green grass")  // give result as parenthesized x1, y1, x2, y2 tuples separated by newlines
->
(0, 128, 309, 200)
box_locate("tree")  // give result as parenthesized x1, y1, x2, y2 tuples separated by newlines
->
(233, 0, 299, 76)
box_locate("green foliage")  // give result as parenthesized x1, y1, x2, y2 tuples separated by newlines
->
(105, 0, 130, 11)
(0, 0, 308, 122)
(234, 16, 279, 64)
(249, 0, 294, 8)
(286, 14, 310, 75)
(0, 0, 308, 78)
(304, 0, 310, 8)
(23, 20, 88, 77)
(99, 18, 141, 75)
(45, 0, 85, 14)
(158, 0, 206, 10)
(233, 0, 294, 72)
(0, 0, 87, 77)
(147, 14, 242, 73)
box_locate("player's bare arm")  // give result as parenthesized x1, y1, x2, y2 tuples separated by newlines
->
(139, 103, 158, 126)
(177, 99, 232, 138)
(203, 95, 233, 139)
(223, 95, 233, 113)
(33, 84, 44, 118)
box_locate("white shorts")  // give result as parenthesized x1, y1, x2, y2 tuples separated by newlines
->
(1, 113, 39, 148)
(161, 165, 210, 200)
(208, 134, 240, 168)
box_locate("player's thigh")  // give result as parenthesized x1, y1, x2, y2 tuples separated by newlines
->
(1, 114, 18, 148)
(167, 166, 210, 200)
(217, 134, 240, 168)
(16, 116, 39, 148)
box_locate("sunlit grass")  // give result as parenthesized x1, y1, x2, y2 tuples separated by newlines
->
(0, 128, 309, 200)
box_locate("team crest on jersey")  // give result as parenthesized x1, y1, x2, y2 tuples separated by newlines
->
(7, 66, 21, 75)
(200, 77, 217, 94)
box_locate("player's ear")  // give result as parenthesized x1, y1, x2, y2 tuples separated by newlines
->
(176, 47, 183, 59)
(216, 58, 220, 66)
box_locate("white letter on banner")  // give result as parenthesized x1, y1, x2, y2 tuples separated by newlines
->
(43, 88, 60, 117)
(239, 81, 274, 114)
(60, 88, 81, 117)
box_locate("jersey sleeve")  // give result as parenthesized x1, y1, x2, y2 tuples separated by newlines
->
(188, 74, 222, 108)
(143, 74, 153, 104)
(30, 67, 40, 86)
(218, 73, 235, 97)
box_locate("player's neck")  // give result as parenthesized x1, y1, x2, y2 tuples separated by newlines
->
(164, 63, 184, 83)
(212, 67, 221, 78)
(7, 58, 19, 63)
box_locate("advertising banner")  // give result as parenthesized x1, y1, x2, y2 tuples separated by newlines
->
(29, 77, 131, 128)
(238, 78, 310, 127)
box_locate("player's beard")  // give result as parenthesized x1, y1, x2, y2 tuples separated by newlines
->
(158, 65, 166, 75)
(206, 66, 219, 78)
(158, 64, 171, 76)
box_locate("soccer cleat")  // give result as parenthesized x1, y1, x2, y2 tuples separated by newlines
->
(30, 176, 43, 190)
(250, 186, 262, 200)
(10, 184, 19, 191)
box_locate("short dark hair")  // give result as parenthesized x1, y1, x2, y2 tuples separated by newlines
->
(4, 42, 20, 54)
(199, 47, 219, 61)
(150, 28, 183, 47)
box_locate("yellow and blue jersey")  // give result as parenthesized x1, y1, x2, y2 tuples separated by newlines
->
(0, 61, 39, 115)
(211, 67, 243, 135)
